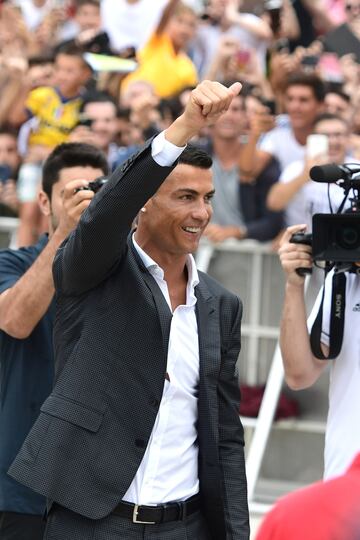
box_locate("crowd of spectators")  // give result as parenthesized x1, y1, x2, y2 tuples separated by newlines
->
(2, 0, 360, 250)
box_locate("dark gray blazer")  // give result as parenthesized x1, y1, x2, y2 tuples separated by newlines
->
(9, 141, 249, 540)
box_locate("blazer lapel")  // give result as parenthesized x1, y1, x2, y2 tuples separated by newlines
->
(195, 279, 221, 381)
(129, 239, 173, 359)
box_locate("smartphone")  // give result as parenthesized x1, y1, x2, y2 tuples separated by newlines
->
(318, 53, 343, 83)
(235, 49, 251, 71)
(77, 115, 93, 129)
(306, 134, 329, 159)
(272, 37, 289, 54)
(0, 164, 12, 184)
(301, 55, 319, 68)
(259, 98, 276, 115)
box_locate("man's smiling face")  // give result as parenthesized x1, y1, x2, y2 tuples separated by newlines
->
(137, 163, 214, 262)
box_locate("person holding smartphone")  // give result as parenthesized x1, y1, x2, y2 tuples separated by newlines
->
(266, 112, 354, 229)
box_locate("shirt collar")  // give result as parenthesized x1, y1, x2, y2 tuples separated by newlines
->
(132, 233, 199, 291)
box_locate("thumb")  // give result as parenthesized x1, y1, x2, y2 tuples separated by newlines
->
(228, 81, 242, 97)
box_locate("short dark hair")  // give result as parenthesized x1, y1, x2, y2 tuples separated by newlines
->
(325, 85, 351, 104)
(80, 91, 118, 113)
(313, 112, 349, 129)
(285, 72, 326, 102)
(28, 54, 55, 67)
(178, 145, 213, 169)
(42, 143, 109, 199)
(75, 0, 100, 9)
(0, 127, 18, 139)
(55, 42, 90, 70)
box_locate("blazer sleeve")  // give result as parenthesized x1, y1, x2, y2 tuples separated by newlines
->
(53, 140, 175, 296)
(218, 296, 250, 540)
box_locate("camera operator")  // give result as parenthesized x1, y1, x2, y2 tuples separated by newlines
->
(278, 222, 360, 480)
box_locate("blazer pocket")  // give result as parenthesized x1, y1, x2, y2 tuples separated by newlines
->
(40, 394, 104, 433)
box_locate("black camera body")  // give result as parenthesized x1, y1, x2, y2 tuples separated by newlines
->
(76, 115, 93, 129)
(290, 213, 360, 261)
(75, 176, 108, 194)
(290, 232, 313, 276)
(290, 231, 312, 246)
(290, 212, 360, 275)
(289, 162, 360, 274)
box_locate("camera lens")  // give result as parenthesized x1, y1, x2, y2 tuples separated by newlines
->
(337, 226, 360, 249)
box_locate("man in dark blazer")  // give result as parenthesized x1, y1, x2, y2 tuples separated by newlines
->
(9, 80, 250, 540)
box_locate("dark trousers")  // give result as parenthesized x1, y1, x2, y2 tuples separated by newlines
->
(0, 511, 45, 540)
(44, 504, 211, 540)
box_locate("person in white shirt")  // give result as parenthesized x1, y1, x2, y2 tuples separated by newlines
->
(239, 72, 326, 180)
(192, 0, 272, 78)
(278, 223, 360, 480)
(267, 113, 355, 229)
(101, 0, 169, 53)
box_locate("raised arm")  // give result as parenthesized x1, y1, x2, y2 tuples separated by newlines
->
(267, 154, 329, 211)
(155, 0, 180, 35)
(278, 224, 329, 390)
(238, 104, 275, 180)
(0, 179, 93, 338)
(56, 80, 242, 295)
(225, 0, 273, 41)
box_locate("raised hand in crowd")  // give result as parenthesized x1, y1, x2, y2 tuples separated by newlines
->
(204, 35, 241, 81)
(129, 93, 161, 132)
(225, 0, 273, 41)
(247, 100, 275, 139)
(0, 179, 19, 216)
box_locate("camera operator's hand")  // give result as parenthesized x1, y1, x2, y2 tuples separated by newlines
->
(278, 224, 313, 287)
(55, 179, 95, 240)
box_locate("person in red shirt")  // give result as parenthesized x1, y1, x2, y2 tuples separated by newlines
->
(256, 453, 360, 540)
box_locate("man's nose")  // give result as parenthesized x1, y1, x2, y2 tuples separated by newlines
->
(192, 201, 211, 220)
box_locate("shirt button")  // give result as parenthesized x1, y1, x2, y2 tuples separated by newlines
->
(135, 438, 147, 449)
(149, 396, 159, 408)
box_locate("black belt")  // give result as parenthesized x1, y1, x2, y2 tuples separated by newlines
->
(112, 494, 200, 524)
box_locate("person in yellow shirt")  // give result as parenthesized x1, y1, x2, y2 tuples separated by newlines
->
(10, 44, 92, 149)
(121, 0, 198, 99)
(8, 44, 92, 247)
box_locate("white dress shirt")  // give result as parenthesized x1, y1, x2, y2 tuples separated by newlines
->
(123, 132, 201, 504)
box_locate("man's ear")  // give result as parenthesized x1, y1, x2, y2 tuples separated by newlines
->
(38, 190, 51, 217)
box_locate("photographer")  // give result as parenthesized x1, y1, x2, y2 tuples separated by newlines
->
(0, 142, 109, 540)
(278, 222, 360, 480)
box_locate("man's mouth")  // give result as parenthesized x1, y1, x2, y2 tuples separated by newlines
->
(182, 226, 202, 234)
